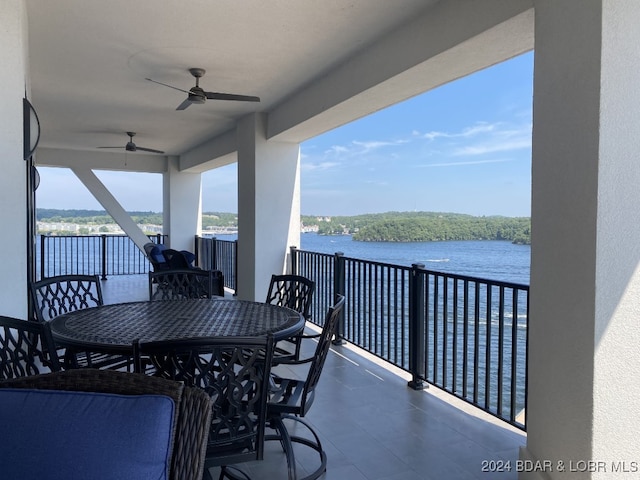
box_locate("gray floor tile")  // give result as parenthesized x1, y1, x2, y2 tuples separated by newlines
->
(102, 275, 527, 480)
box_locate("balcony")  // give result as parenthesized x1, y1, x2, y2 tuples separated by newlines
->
(39, 234, 529, 429)
(101, 274, 525, 480)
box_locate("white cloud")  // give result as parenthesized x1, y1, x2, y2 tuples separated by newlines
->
(325, 145, 349, 155)
(453, 138, 531, 156)
(421, 158, 514, 168)
(301, 161, 340, 171)
(460, 122, 497, 136)
(420, 121, 531, 157)
(351, 139, 408, 151)
(315, 138, 409, 160)
(423, 121, 498, 140)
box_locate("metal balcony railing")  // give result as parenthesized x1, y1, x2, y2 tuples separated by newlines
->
(194, 236, 238, 292)
(291, 246, 528, 430)
(38, 234, 166, 280)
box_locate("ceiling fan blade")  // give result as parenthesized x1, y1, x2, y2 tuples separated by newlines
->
(97, 146, 124, 149)
(135, 146, 165, 154)
(205, 92, 260, 102)
(145, 78, 190, 94)
(176, 98, 192, 111)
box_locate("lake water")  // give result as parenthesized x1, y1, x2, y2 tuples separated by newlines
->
(218, 233, 531, 285)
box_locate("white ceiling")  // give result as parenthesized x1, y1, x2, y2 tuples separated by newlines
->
(25, 0, 440, 157)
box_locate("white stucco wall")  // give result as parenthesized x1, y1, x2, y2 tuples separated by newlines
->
(592, 0, 640, 469)
(163, 155, 202, 253)
(525, 1, 640, 478)
(0, 1, 29, 318)
(237, 113, 300, 301)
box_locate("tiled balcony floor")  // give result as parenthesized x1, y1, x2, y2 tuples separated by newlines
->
(101, 275, 526, 480)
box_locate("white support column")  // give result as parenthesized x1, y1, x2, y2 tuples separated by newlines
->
(236, 113, 300, 301)
(523, 1, 640, 478)
(0, 1, 28, 318)
(71, 166, 151, 250)
(163, 155, 202, 252)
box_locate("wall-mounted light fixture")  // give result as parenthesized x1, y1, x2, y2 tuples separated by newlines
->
(23, 98, 40, 160)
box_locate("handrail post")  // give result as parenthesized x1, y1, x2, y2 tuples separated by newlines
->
(408, 262, 426, 390)
(40, 234, 46, 280)
(289, 246, 298, 275)
(233, 239, 238, 296)
(193, 234, 200, 268)
(333, 252, 346, 345)
(100, 234, 108, 280)
(211, 237, 217, 271)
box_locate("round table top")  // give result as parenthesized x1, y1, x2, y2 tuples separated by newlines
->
(49, 298, 305, 352)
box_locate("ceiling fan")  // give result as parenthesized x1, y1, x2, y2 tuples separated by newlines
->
(98, 132, 164, 154)
(145, 68, 260, 110)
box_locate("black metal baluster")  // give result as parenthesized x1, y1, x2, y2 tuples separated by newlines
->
(408, 263, 425, 390)
(497, 286, 505, 418)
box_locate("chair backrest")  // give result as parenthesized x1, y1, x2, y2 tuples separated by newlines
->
(0, 369, 213, 480)
(30, 274, 103, 322)
(300, 295, 345, 414)
(134, 335, 275, 469)
(162, 249, 192, 269)
(265, 274, 316, 320)
(148, 269, 214, 300)
(145, 242, 170, 272)
(0, 316, 61, 379)
(144, 241, 161, 257)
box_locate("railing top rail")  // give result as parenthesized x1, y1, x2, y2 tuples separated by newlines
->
(341, 255, 413, 272)
(294, 248, 334, 259)
(41, 234, 129, 237)
(294, 248, 529, 290)
(415, 267, 529, 290)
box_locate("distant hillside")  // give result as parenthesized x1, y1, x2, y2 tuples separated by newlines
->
(36, 209, 162, 226)
(36, 209, 235, 228)
(302, 212, 530, 244)
(37, 209, 530, 244)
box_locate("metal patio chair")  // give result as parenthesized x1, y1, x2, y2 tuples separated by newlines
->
(29, 274, 131, 370)
(265, 274, 316, 362)
(266, 295, 345, 480)
(134, 335, 276, 480)
(148, 268, 223, 300)
(0, 315, 61, 379)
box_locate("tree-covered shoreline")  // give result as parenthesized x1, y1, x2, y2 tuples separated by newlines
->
(302, 212, 530, 245)
(37, 209, 530, 245)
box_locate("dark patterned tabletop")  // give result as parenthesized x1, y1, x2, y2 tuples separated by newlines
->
(50, 298, 304, 352)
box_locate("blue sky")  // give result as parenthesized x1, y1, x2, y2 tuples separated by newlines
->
(37, 51, 533, 217)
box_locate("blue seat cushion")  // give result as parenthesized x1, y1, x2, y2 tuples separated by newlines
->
(150, 244, 168, 264)
(0, 388, 175, 480)
(180, 250, 196, 265)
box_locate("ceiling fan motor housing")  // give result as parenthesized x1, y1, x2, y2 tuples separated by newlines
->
(189, 86, 206, 104)
(188, 93, 206, 104)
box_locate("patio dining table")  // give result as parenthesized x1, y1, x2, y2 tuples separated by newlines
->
(49, 298, 305, 355)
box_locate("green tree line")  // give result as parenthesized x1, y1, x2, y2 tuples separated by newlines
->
(37, 209, 236, 229)
(302, 212, 530, 244)
(38, 209, 530, 244)
(37, 209, 163, 225)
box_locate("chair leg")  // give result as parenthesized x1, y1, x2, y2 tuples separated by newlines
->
(202, 467, 214, 480)
(218, 465, 252, 480)
(267, 416, 297, 480)
(266, 414, 327, 480)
